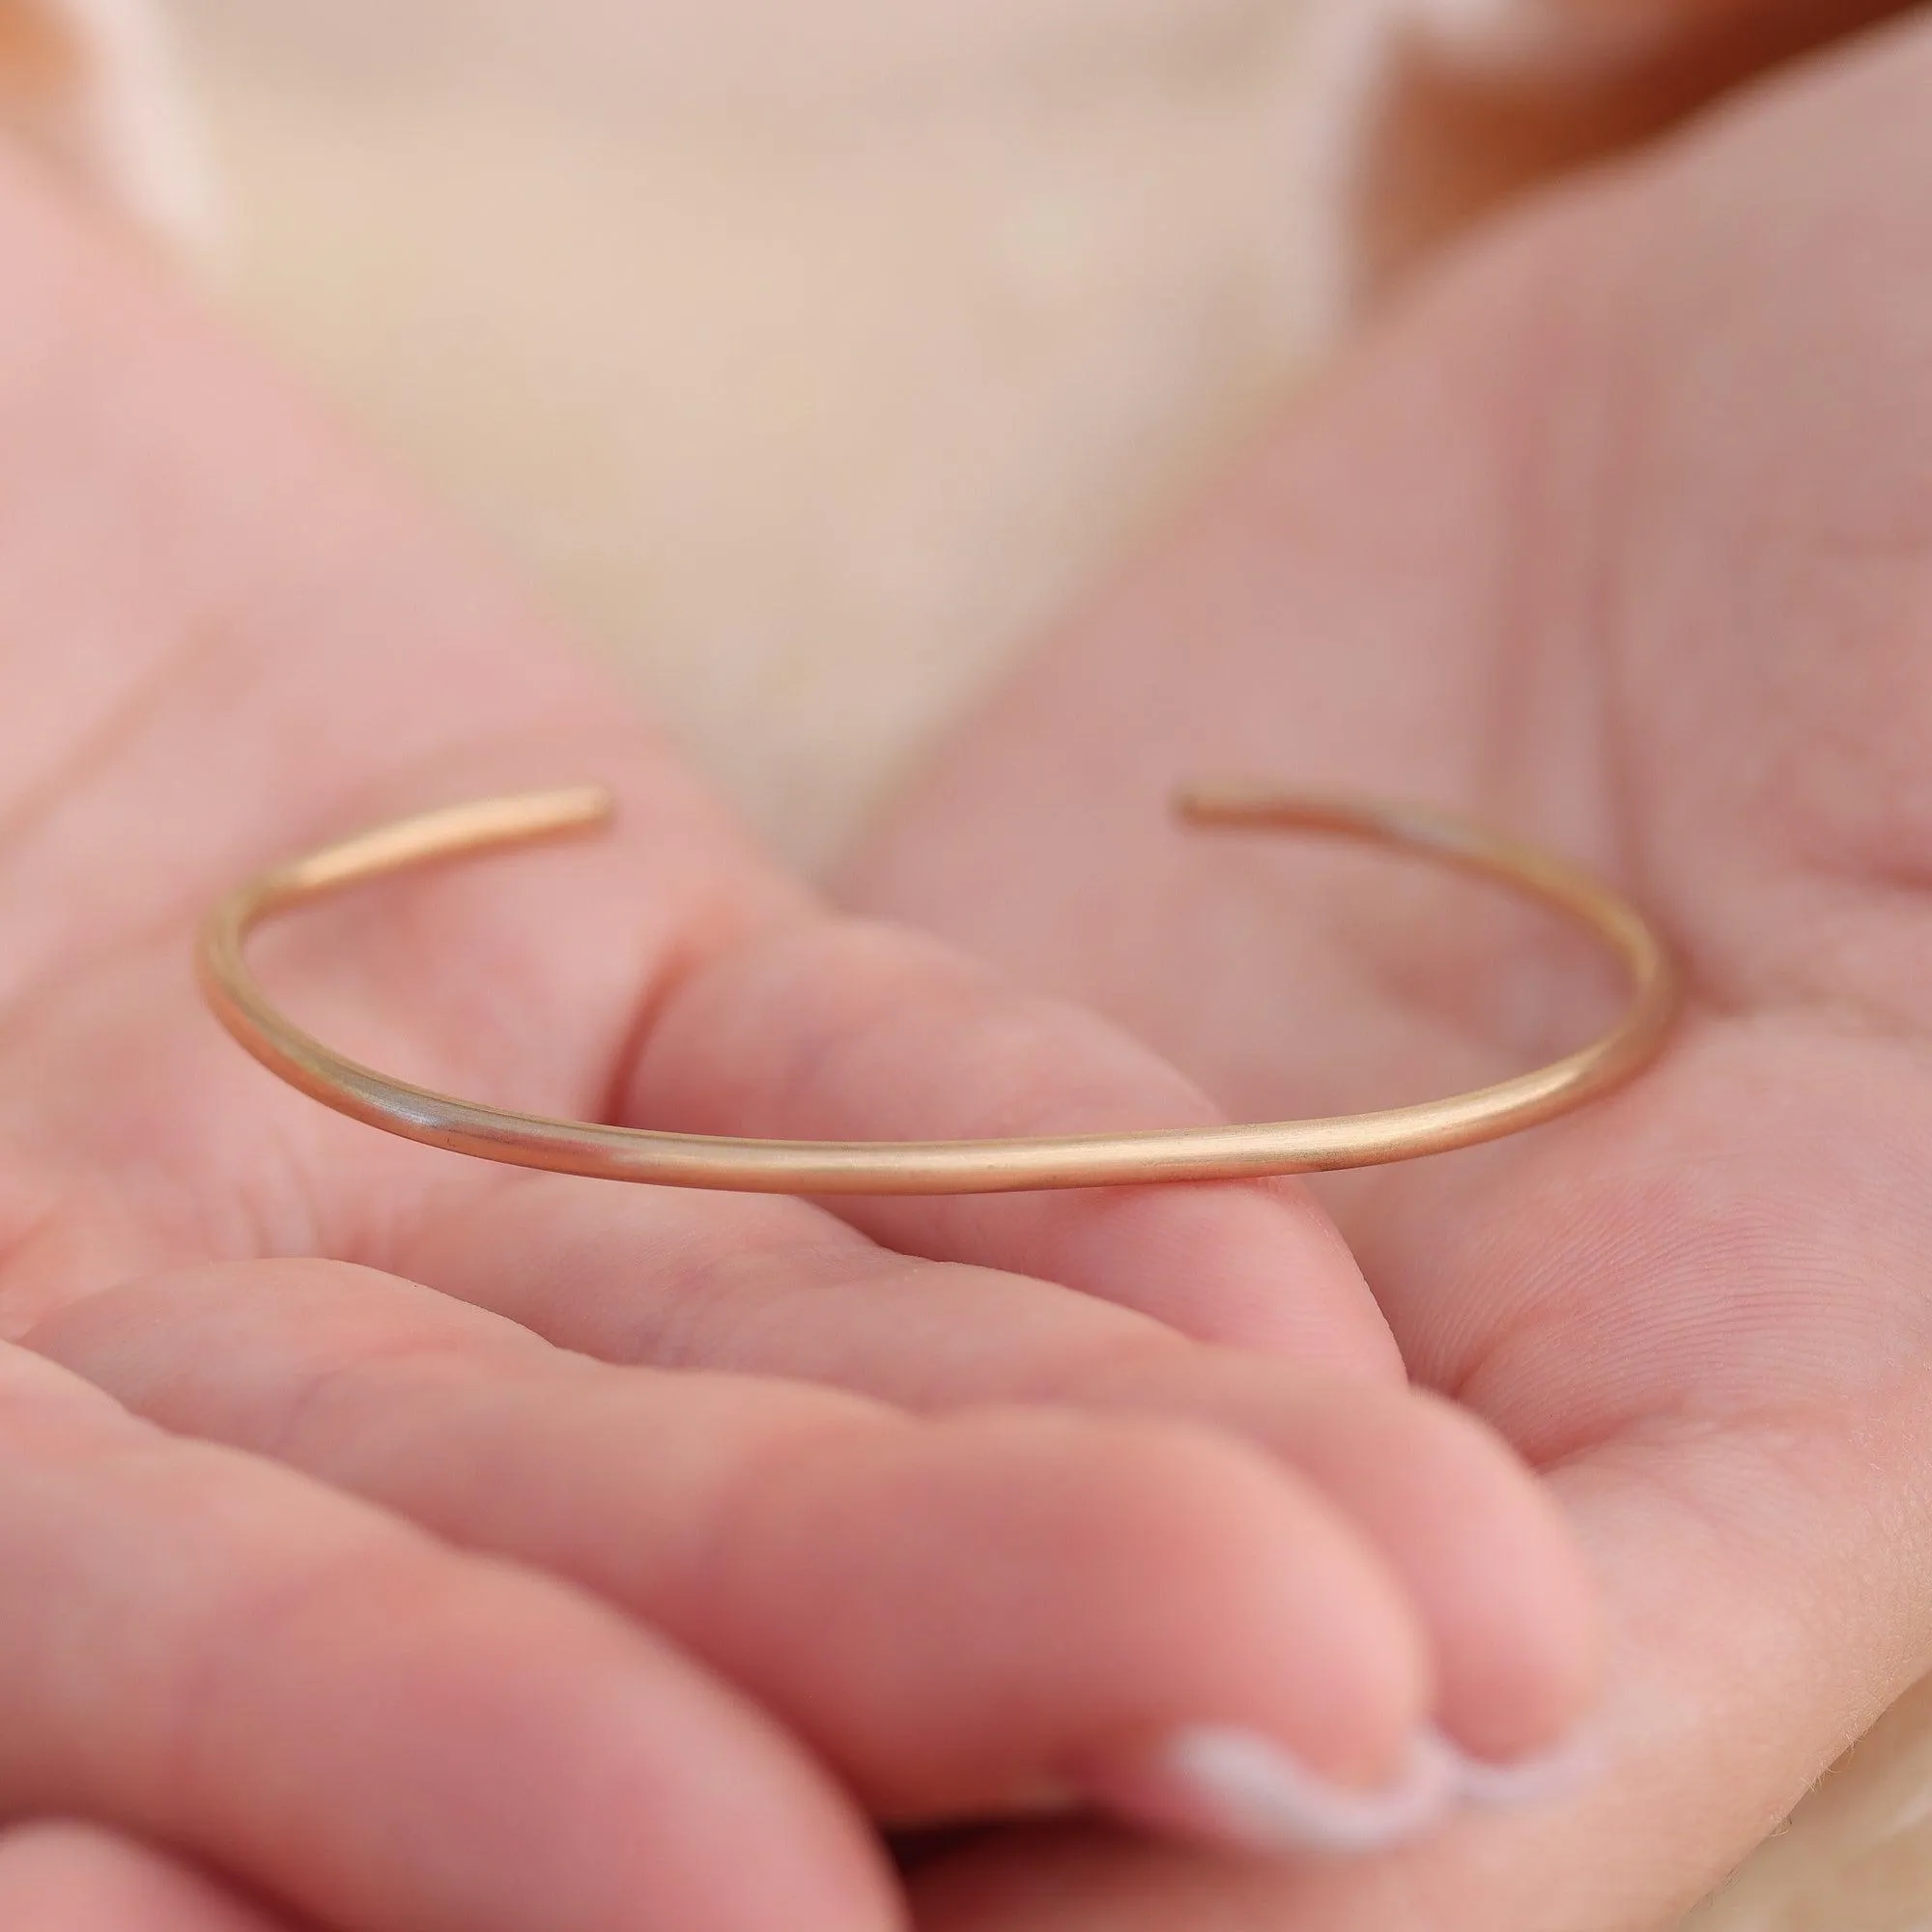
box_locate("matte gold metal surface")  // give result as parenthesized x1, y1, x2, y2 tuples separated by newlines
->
(198, 783, 1681, 1195)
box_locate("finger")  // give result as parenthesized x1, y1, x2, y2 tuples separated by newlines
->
(622, 914, 1401, 1375)
(0, 1342, 895, 1932)
(0, 1823, 296, 1932)
(395, 1175, 1601, 1766)
(34, 1262, 1444, 1853)
(392, 1171, 1182, 1406)
(0, 109, 1371, 1387)
(1044, 1350, 1602, 1768)
(904, 1414, 1921, 1932)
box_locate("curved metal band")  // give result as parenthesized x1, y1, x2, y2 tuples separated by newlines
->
(197, 783, 1681, 1196)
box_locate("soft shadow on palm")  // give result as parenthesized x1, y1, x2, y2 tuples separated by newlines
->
(846, 20, 1932, 1927)
(0, 126, 1614, 1932)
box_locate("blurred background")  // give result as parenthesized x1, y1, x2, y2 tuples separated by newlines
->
(168, 0, 1331, 869)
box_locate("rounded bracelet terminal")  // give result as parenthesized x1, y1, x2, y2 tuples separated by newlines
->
(196, 783, 1681, 1197)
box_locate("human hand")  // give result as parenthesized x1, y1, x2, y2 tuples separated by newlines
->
(843, 17, 1932, 1928)
(1317, 0, 1918, 308)
(0, 141, 1591, 1927)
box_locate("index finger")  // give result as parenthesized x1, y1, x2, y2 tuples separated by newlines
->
(621, 913, 1401, 1374)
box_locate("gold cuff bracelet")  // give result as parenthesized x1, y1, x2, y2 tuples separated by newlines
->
(198, 783, 1680, 1197)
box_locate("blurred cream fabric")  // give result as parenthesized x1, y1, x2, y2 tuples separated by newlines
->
(164, 0, 1343, 870)
(8, 0, 1932, 1924)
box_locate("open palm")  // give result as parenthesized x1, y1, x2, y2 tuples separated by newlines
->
(845, 19, 1932, 1929)
(0, 119, 1616, 1932)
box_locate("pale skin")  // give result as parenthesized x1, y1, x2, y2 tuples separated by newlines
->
(0, 95, 1591, 1932)
(4, 10, 1924, 1930)
(843, 13, 1932, 1929)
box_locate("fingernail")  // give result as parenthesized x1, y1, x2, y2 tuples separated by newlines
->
(1085, 1727, 1457, 1859)
(1432, 1725, 1605, 1810)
